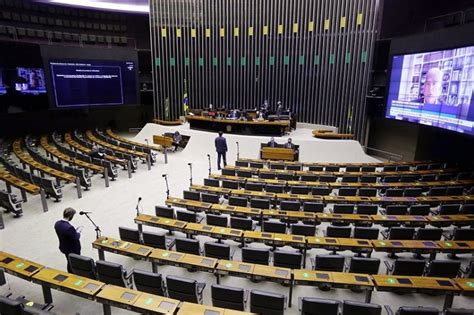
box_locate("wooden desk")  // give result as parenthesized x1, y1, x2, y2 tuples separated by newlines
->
(428, 215, 474, 226)
(191, 184, 232, 196)
(165, 197, 212, 212)
(31, 267, 104, 303)
(0, 251, 44, 281)
(454, 278, 474, 294)
(261, 147, 297, 161)
(135, 214, 188, 233)
(262, 209, 317, 222)
(372, 240, 439, 260)
(323, 195, 374, 204)
(312, 130, 354, 139)
(371, 215, 429, 226)
(93, 236, 153, 261)
(306, 237, 373, 255)
(276, 193, 323, 203)
(107, 128, 161, 152)
(318, 213, 373, 225)
(153, 135, 173, 149)
(230, 189, 276, 200)
(177, 302, 255, 315)
(211, 204, 263, 217)
(86, 130, 148, 159)
(436, 241, 474, 255)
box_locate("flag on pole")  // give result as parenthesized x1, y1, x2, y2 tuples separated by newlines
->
(183, 79, 189, 115)
(164, 98, 170, 121)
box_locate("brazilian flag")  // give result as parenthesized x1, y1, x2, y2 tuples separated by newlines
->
(183, 79, 189, 115)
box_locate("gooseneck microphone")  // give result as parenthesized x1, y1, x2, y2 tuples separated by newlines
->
(136, 197, 142, 215)
(79, 211, 92, 215)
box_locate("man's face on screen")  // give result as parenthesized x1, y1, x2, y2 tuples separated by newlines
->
(423, 69, 443, 103)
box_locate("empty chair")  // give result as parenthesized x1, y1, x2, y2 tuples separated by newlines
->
(388, 258, 425, 276)
(118, 227, 140, 243)
(326, 225, 351, 238)
(259, 172, 277, 179)
(309, 166, 324, 171)
(385, 227, 416, 240)
(176, 210, 198, 223)
(206, 214, 228, 227)
(444, 309, 474, 315)
(236, 161, 249, 167)
(291, 224, 316, 236)
(280, 200, 301, 211)
(242, 247, 270, 265)
(385, 205, 408, 215)
(230, 216, 254, 230)
(361, 166, 376, 172)
(299, 297, 339, 315)
(347, 257, 380, 274)
(286, 164, 301, 171)
(397, 165, 410, 171)
(342, 300, 381, 315)
(341, 176, 358, 183)
(183, 190, 200, 201)
(250, 162, 264, 169)
(383, 176, 400, 183)
(266, 184, 285, 193)
(425, 260, 460, 278)
(166, 275, 206, 303)
(303, 202, 325, 213)
(451, 228, 474, 240)
(404, 188, 423, 197)
(229, 196, 248, 207)
(415, 228, 443, 240)
(96, 260, 131, 287)
(270, 163, 285, 170)
(202, 193, 220, 204)
(383, 166, 397, 172)
(333, 204, 355, 214)
(313, 254, 345, 272)
(222, 180, 239, 189)
(250, 198, 270, 209)
(175, 238, 201, 255)
(277, 173, 295, 181)
(416, 164, 429, 171)
(460, 204, 474, 214)
(222, 169, 235, 176)
(132, 269, 164, 295)
(354, 227, 379, 239)
(211, 284, 246, 311)
(359, 188, 377, 197)
(325, 166, 340, 172)
(311, 187, 332, 196)
(273, 250, 302, 269)
(420, 174, 436, 181)
(155, 205, 175, 218)
(246, 182, 263, 192)
(357, 204, 378, 215)
(439, 204, 461, 215)
(385, 188, 404, 197)
(204, 178, 220, 187)
(300, 174, 318, 182)
(438, 173, 454, 181)
(429, 187, 447, 196)
(395, 306, 440, 315)
(346, 166, 361, 172)
(400, 175, 418, 183)
(263, 221, 286, 233)
(360, 175, 377, 183)
(320, 175, 337, 183)
(204, 242, 232, 259)
(339, 188, 357, 196)
(291, 186, 310, 195)
(409, 204, 431, 216)
(142, 231, 167, 249)
(250, 290, 286, 315)
(68, 253, 96, 279)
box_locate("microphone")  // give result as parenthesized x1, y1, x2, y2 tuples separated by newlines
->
(188, 162, 192, 166)
(138, 197, 142, 202)
(79, 211, 92, 215)
(162, 174, 168, 177)
(207, 154, 210, 157)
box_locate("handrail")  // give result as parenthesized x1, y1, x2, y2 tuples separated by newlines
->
(364, 146, 403, 162)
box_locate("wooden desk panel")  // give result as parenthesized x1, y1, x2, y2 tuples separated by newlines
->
(0, 169, 40, 194)
(133, 293, 179, 314)
(86, 131, 147, 158)
(107, 128, 161, 152)
(211, 204, 262, 216)
(436, 241, 474, 253)
(293, 269, 334, 285)
(96, 284, 140, 308)
(180, 254, 218, 272)
(454, 278, 474, 293)
(263, 209, 316, 221)
(243, 231, 275, 243)
(371, 215, 429, 225)
(428, 215, 474, 225)
(165, 197, 212, 211)
(276, 193, 323, 202)
(252, 265, 291, 282)
(0, 251, 44, 280)
(261, 147, 296, 161)
(318, 213, 373, 224)
(372, 275, 460, 293)
(191, 184, 232, 195)
(230, 189, 276, 199)
(135, 214, 188, 231)
(177, 302, 255, 315)
(210, 226, 244, 240)
(92, 237, 152, 259)
(149, 249, 186, 265)
(372, 240, 440, 253)
(216, 260, 255, 278)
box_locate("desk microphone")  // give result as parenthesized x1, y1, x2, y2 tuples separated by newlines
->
(207, 154, 210, 158)
(188, 163, 192, 166)
(138, 197, 142, 202)
(79, 211, 92, 215)
(162, 174, 168, 177)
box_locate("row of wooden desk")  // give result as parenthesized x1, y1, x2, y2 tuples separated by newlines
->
(92, 235, 474, 310)
(0, 251, 252, 315)
(210, 174, 474, 189)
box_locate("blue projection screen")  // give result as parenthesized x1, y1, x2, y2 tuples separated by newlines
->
(386, 46, 474, 136)
(49, 59, 137, 108)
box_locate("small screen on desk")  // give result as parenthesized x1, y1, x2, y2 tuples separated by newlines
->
(201, 259, 214, 266)
(397, 278, 413, 285)
(202, 226, 213, 231)
(158, 301, 176, 310)
(316, 273, 330, 280)
(357, 240, 370, 245)
(137, 247, 149, 253)
(275, 269, 289, 277)
(391, 241, 403, 246)
(422, 242, 436, 247)
(238, 264, 251, 272)
(204, 310, 221, 315)
(355, 276, 369, 282)
(261, 233, 272, 238)
(456, 242, 469, 247)
(169, 253, 182, 260)
(436, 280, 453, 287)
(1, 257, 14, 264)
(120, 292, 137, 300)
(326, 239, 337, 243)
(53, 274, 68, 282)
(84, 283, 100, 291)
(230, 230, 241, 235)
(24, 265, 38, 273)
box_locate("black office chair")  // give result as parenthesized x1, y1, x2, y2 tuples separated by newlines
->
(299, 297, 339, 315)
(333, 204, 355, 214)
(291, 186, 310, 195)
(383, 176, 400, 183)
(286, 164, 302, 171)
(409, 204, 431, 216)
(311, 187, 332, 196)
(242, 247, 270, 265)
(460, 204, 474, 215)
(339, 188, 357, 196)
(342, 300, 382, 315)
(211, 284, 246, 311)
(303, 202, 325, 213)
(383, 227, 415, 240)
(360, 175, 377, 183)
(359, 188, 377, 197)
(263, 221, 286, 233)
(385, 188, 404, 197)
(183, 190, 200, 201)
(342, 176, 359, 183)
(229, 196, 248, 207)
(280, 200, 301, 211)
(420, 174, 436, 181)
(301, 174, 318, 182)
(68, 253, 96, 279)
(250, 162, 264, 169)
(428, 187, 447, 196)
(400, 175, 418, 183)
(260, 172, 277, 179)
(320, 175, 337, 183)
(385, 205, 409, 215)
(166, 275, 206, 304)
(444, 309, 474, 315)
(142, 231, 168, 249)
(425, 260, 460, 278)
(176, 210, 199, 223)
(204, 178, 220, 187)
(118, 227, 140, 243)
(246, 182, 263, 192)
(175, 238, 201, 255)
(357, 204, 378, 215)
(415, 228, 443, 241)
(222, 180, 239, 189)
(347, 257, 380, 274)
(236, 161, 249, 167)
(309, 166, 324, 171)
(155, 205, 175, 218)
(250, 290, 286, 315)
(394, 306, 440, 315)
(201, 193, 220, 204)
(438, 204, 461, 215)
(266, 184, 285, 193)
(270, 163, 285, 170)
(250, 198, 270, 209)
(313, 254, 345, 272)
(354, 227, 379, 239)
(96, 260, 132, 287)
(325, 166, 340, 172)
(416, 164, 429, 171)
(222, 169, 236, 176)
(326, 225, 352, 238)
(385, 259, 426, 276)
(206, 214, 228, 227)
(346, 166, 361, 172)
(230, 216, 254, 230)
(404, 188, 423, 197)
(0, 295, 54, 315)
(277, 173, 295, 181)
(273, 250, 302, 269)
(291, 224, 316, 236)
(132, 269, 165, 296)
(204, 242, 232, 260)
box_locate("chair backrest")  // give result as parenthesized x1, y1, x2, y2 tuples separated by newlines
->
(361, 166, 376, 172)
(176, 210, 198, 223)
(266, 184, 285, 193)
(242, 247, 269, 265)
(439, 204, 461, 215)
(68, 253, 96, 280)
(300, 174, 319, 182)
(236, 161, 249, 167)
(118, 227, 140, 243)
(383, 166, 397, 172)
(303, 202, 325, 213)
(346, 166, 360, 172)
(311, 187, 332, 196)
(142, 231, 166, 249)
(277, 173, 294, 180)
(204, 242, 230, 260)
(270, 163, 285, 170)
(386, 205, 408, 215)
(204, 178, 220, 187)
(291, 224, 316, 236)
(250, 290, 286, 315)
(229, 196, 248, 207)
(132, 269, 164, 296)
(339, 188, 357, 196)
(420, 174, 436, 181)
(342, 300, 381, 315)
(201, 193, 220, 204)
(250, 198, 270, 209)
(206, 214, 228, 227)
(280, 201, 301, 211)
(397, 306, 440, 315)
(333, 204, 355, 214)
(392, 259, 426, 276)
(429, 187, 447, 196)
(400, 175, 418, 183)
(175, 238, 201, 255)
(397, 165, 410, 171)
(183, 190, 200, 201)
(166, 275, 199, 303)
(404, 188, 423, 197)
(360, 175, 377, 183)
(250, 162, 264, 169)
(309, 166, 323, 171)
(460, 204, 474, 214)
(426, 260, 460, 278)
(357, 204, 378, 215)
(453, 228, 474, 240)
(230, 216, 253, 230)
(353, 227, 379, 240)
(416, 164, 429, 170)
(273, 250, 302, 269)
(211, 284, 245, 311)
(155, 206, 175, 218)
(0, 295, 23, 315)
(388, 227, 415, 240)
(246, 182, 263, 192)
(222, 180, 239, 189)
(286, 164, 301, 171)
(263, 221, 286, 233)
(320, 175, 337, 183)
(314, 254, 345, 272)
(300, 297, 339, 315)
(383, 176, 400, 183)
(358, 188, 377, 197)
(386, 188, 403, 196)
(96, 260, 126, 287)
(222, 169, 236, 176)
(326, 225, 352, 238)
(341, 176, 359, 183)
(325, 166, 340, 172)
(259, 172, 276, 179)
(348, 257, 380, 274)
(291, 186, 310, 195)
(415, 228, 443, 241)
(409, 204, 431, 216)
(445, 308, 474, 315)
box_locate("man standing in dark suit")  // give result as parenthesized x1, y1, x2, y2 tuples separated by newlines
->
(215, 131, 228, 170)
(54, 207, 82, 273)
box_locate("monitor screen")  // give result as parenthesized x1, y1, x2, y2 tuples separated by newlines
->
(49, 59, 137, 108)
(386, 46, 474, 136)
(14, 67, 47, 95)
(0, 68, 6, 95)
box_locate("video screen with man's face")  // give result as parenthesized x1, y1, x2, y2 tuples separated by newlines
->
(386, 46, 474, 136)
